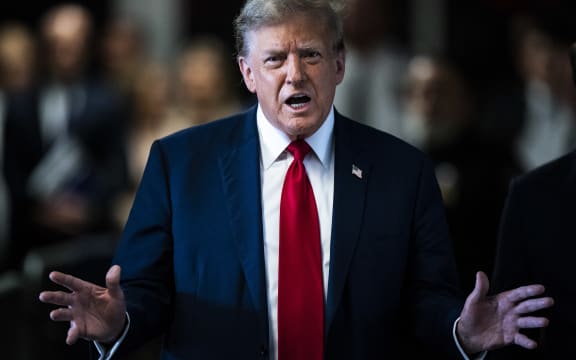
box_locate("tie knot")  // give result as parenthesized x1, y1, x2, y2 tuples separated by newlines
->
(287, 140, 311, 162)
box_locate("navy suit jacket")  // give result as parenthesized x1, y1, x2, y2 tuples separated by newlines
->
(113, 105, 465, 359)
(489, 150, 576, 359)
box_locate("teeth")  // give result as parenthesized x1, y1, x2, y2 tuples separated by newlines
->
(286, 94, 310, 108)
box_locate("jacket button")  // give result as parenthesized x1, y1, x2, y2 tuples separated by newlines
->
(259, 345, 268, 357)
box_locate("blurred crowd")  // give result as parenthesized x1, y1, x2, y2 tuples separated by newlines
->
(0, 0, 575, 359)
(0, 3, 250, 358)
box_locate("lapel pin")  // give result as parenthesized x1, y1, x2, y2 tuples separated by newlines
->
(352, 164, 362, 179)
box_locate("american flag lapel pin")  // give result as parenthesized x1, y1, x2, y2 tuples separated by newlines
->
(352, 164, 362, 179)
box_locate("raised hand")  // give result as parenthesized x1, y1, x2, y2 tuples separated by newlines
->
(38, 265, 127, 345)
(456, 271, 554, 355)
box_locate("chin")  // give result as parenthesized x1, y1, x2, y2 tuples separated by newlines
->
(293, 124, 317, 138)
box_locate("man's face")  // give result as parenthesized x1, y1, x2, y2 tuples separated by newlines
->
(238, 14, 345, 140)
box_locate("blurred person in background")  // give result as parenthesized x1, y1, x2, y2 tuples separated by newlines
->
(333, 0, 408, 135)
(5, 3, 128, 255)
(0, 22, 37, 271)
(100, 16, 150, 116)
(487, 41, 576, 360)
(0, 22, 37, 94)
(5, 3, 126, 359)
(400, 55, 474, 151)
(112, 61, 180, 232)
(481, 12, 576, 172)
(172, 34, 246, 126)
(113, 35, 247, 232)
(4, 5, 129, 358)
(399, 54, 521, 293)
(489, 137, 576, 360)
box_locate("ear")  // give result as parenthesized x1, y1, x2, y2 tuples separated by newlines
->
(334, 50, 346, 85)
(238, 56, 257, 93)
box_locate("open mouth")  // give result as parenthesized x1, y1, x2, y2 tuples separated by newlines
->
(285, 94, 311, 109)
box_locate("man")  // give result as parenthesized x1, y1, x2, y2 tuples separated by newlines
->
(5, 4, 128, 262)
(398, 54, 521, 294)
(488, 43, 576, 359)
(332, 0, 408, 135)
(488, 148, 575, 360)
(480, 12, 576, 173)
(39, 1, 553, 359)
(0, 22, 37, 269)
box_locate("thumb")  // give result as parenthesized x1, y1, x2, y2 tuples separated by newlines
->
(106, 265, 123, 298)
(469, 271, 490, 303)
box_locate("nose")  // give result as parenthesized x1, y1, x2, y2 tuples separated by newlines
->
(286, 55, 306, 85)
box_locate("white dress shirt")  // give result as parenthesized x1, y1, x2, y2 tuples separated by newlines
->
(257, 105, 335, 360)
(517, 80, 576, 171)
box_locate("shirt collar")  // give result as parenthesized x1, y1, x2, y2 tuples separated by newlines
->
(257, 104, 334, 170)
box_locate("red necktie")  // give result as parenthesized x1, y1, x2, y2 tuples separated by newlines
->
(278, 140, 324, 360)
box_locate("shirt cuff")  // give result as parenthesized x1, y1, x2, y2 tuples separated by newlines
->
(453, 317, 487, 360)
(94, 312, 131, 360)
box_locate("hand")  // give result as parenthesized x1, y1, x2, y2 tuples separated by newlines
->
(39, 265, 127, 345)
(456, 271, 554, 354)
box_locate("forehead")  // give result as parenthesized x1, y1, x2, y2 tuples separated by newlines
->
(245, 15, 331, 53)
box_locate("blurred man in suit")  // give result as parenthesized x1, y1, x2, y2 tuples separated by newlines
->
(480, 12, 576, 173)
(0, 22, 37, 270)
(488, 42, 576, 359)
(4, 4, 128, 265)
(399, 54, 521, 294)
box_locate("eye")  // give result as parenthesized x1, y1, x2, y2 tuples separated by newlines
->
(264, 54, 284, 67)
(302, 50, 322, 63)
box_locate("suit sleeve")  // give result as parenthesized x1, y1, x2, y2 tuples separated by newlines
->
(409, 156, 465, 357)
(111, 140, 174, 354)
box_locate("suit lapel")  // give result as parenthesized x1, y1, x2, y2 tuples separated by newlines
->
(218, 109, 374, 338)
(325, 114, 371, 333)
(219, 110, 268, 326)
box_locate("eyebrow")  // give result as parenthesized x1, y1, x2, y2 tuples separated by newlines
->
(262, 44, 322, 55)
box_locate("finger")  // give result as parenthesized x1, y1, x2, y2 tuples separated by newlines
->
(517, 316, 549, 329)
(49, 271, 90, 292)
(515, 297, 554, 314)
(66, 324, 80, 345)
(50, 308, 74, 322)
(468, 271, 489, 302)
(504, 284, 546, 303)
(514, 332, 538, 350)
(39, 291, 73, 306)
(106, 265, 123, 298)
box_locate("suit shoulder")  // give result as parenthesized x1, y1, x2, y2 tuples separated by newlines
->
(514, 150, 576, 190)
(157, 107, 255, 149)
